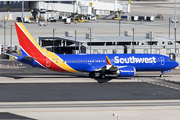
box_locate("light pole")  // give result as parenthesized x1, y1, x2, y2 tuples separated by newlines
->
(132, 28, 135, 53)
(4, 21, 6, 52)
(119, 19, 120, 36)
(73, 1, 75, 15)
(75, 30, 76, 54)
(174, 0, 177, 56)
(149, 31, 152, 54)
(22, 0, 24, 23)
(169, 18, 171, 38)
(113, 113, 119, 120)
(53, 29, 56, 52)
(10, 25, 13, 53)
(88, 28, 91, 54)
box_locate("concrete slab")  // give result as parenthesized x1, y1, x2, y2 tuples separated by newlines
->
(0, 100, 180, 120)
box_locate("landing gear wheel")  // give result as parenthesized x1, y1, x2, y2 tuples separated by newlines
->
(89, 72, 95, 78)
(99, 74, 106, 79)
(160, 71, 164, 77)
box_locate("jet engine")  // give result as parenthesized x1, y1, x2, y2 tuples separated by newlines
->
(116, 66, 136, 77)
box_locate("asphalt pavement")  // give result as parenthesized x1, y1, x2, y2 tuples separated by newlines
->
(0, 67, 180, 102)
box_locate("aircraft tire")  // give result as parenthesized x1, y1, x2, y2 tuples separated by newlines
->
(99, 74, 105, 79)
(89, 72, 95, 78)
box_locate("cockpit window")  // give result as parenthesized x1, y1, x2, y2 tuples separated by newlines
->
(168, 59, 173, 61)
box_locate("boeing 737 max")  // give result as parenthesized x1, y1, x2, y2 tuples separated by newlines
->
(4, 22, 179, 79)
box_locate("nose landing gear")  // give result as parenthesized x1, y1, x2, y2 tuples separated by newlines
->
(160, 74, 164, 77)
(160, 71, 164, 77)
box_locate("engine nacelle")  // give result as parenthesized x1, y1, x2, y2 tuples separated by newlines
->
(116, 66, 136, 77)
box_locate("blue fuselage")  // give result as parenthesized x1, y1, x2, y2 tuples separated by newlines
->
(57, 54, 179, 72)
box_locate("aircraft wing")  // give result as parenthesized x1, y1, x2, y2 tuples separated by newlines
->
(94, 65, 118, 72)
(94, 55, 118, 73)
(93, 55, 136, 77)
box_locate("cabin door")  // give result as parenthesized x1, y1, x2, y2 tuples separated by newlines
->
(161, 57, 165, 65)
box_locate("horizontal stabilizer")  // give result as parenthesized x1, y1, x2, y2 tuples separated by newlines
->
(2, 52, 20, 60)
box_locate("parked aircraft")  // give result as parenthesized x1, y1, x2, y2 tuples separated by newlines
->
(4, 22, 179, 78)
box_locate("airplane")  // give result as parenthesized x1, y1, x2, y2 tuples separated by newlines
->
(4, 22, 179, 79)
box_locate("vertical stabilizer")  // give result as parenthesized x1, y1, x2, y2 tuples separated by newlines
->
(14, 22, 78, 73)
(15, 22, 43, 57)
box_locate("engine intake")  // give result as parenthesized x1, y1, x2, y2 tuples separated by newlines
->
(116, 66, 136, 77)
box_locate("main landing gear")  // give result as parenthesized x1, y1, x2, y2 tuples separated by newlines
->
(89, 72, 95, 78)
(99, 73, 106, 79)
(89, 72, 106, 79)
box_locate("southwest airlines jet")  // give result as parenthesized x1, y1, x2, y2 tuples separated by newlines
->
(4, 22, 179, 79)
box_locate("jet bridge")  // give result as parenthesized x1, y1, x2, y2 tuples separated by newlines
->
(35, 0, 130, 17)
(0, 0, 130, 20)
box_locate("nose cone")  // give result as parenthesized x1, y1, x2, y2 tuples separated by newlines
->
(174, 61, 179, 68)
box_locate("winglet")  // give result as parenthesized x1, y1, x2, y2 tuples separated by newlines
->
(106, 55, 112, 65)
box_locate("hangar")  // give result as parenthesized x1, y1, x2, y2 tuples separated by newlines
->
(38, 33, 180, 58)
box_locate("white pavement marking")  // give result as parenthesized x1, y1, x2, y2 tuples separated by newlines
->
(133, 78, 180, 91)
(0, 100, 180, 120)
